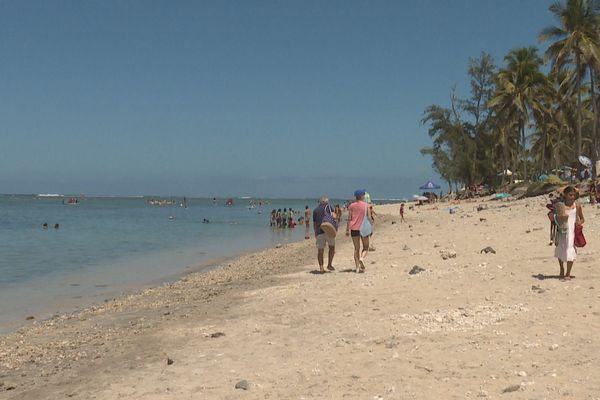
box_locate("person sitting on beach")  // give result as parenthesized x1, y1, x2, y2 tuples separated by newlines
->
(313, 196, 335, 273)
(346, 189, 373, 273)
(554, 186, 584, 280)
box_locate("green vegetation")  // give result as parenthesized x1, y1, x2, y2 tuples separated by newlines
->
(421, 0, 600, 191)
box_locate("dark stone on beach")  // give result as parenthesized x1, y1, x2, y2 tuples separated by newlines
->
(502, 384, 521, 393)
(440, 250, 456, 259)
(210, 332, 225, 338)
(167, 358, 174, 365)
(479, 218, 486, 222)
(402, 245, 410, 251)
(391, 221, 396, 224)
(408, 225, 412, 228)
(480, 246, 496, 254)
(235, 380, 249, 390)
(25, 316, 34, 320)
(409, 265, 426, 275)
(531, 285, 545, 294)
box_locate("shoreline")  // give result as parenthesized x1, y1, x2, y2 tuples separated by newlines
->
(0, 220, 304, 337)
(0, 226, 309, 336)
(1, 230, 323, 398)
(2, 198, 600, 398)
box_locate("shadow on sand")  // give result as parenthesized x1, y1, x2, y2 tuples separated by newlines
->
(532, 273, 562, 280)
(309, 269, 332, 275)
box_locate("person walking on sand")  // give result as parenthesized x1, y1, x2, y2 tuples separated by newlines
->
(304, 206, 311, 239)
(313, 196, 336, 273)
(346, 189, 373, 273)
(400, 203, 406, 222)
(554, 186, 584, 280)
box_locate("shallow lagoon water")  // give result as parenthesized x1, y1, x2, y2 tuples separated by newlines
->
(0, 195, 328, 332)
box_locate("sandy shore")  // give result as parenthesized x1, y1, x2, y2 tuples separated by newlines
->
(2, 196, 600, 399)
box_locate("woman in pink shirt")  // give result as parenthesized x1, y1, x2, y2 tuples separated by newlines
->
(346, 189, 374, 273)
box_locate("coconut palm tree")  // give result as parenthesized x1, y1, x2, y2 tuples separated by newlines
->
(539, 0, 600, 160)
(489, 47, 548, 181)
(489, 112, 519, 185)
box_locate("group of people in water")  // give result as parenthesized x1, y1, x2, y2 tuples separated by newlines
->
(270, 205, 344, 230)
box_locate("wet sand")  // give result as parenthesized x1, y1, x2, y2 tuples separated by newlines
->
(1, 196, 600, 399)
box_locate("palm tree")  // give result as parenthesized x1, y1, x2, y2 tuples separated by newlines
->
(530, 74, 560, 174)
(489, 112, 519, 184)
(490, 47, 548, 181)
(539, 0, 600, 160)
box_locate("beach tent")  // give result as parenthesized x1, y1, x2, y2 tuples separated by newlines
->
(412, 195, 428, 201)
(419, 180, 441, 190)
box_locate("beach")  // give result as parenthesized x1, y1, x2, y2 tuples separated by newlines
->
(2, 196, 600, 399)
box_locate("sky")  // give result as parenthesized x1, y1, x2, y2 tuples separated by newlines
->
(0, 0, 557, 198)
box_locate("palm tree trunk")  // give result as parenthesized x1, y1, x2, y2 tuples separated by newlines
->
(540, 119, 547, 175)
(503, 133, 509, 186)
(520, 119, 527, 181)
(591, 68, 598, 179)
(576, 51, 582, 158)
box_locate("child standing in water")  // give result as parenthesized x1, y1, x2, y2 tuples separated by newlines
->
(554, 186, 584, 280)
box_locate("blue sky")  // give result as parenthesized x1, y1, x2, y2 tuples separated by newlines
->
(0, 0, 556, 198)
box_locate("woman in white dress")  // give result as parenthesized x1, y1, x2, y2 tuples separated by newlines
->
(554, 186, 585, 280)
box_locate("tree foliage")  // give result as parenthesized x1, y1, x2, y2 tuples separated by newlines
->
(421, 0, 600, 187)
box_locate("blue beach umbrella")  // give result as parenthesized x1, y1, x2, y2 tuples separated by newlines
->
(419, 180, 441, 190)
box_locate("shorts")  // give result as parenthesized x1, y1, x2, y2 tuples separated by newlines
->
(316, 233, 335, 249)
(351, 229, 372, 238)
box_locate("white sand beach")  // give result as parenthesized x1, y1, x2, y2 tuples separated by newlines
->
(2, 196, 600, 399)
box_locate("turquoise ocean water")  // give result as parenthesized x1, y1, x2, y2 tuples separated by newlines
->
(0, 195, 333, 333)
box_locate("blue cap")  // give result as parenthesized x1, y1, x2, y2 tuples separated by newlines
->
(354, 189, 366, 198)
